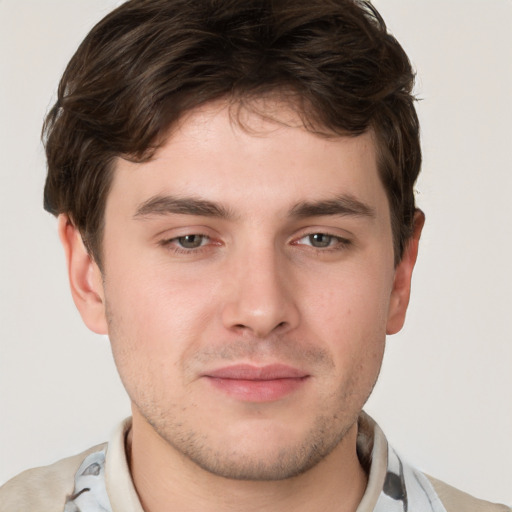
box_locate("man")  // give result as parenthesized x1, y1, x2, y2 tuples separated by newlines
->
(0, 0, 509, 511)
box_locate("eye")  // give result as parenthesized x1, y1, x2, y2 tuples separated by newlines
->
(175, 234, 209, 249)
(306, 233, 335, 248)
(293, 232, 351, 251)
(158, 231, 222, 256)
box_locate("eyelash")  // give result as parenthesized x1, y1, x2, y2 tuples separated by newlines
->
(159, 232, 351, 255)
(159, 234, 214, 254)
(293, 232, 352, 252)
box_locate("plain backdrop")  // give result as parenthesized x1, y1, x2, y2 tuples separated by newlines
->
(0, 0, 511, 505)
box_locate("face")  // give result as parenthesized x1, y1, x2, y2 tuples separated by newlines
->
(66, 101, 418, 481)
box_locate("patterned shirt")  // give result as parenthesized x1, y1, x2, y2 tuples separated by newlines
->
(63, 413, 446, 512)
(1, 413, 509, 512)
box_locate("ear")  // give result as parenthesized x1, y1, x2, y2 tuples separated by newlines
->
(386, 210, 425, 335)
(58, 214, 108, 334)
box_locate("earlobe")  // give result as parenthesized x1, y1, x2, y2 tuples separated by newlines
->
(58, 214, 108, 335)
(386, 210, 425, 335)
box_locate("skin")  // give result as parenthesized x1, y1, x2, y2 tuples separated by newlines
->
(59, 101, 423, 512)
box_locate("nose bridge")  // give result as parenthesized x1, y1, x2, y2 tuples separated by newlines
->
(221, 236, 299, 337)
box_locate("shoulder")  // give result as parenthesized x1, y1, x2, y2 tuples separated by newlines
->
(0, 443, 106, 512)
(426, 475, 511, 512)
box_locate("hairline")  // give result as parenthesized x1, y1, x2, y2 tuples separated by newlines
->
(85, 95, 406, 270)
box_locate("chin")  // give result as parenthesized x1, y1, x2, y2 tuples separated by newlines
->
(156, 413, 355, 482)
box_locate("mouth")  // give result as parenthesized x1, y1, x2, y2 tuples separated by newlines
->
(202, 364, 310, 402)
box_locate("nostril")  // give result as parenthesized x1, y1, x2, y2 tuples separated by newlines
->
(231, 321, 287, 336)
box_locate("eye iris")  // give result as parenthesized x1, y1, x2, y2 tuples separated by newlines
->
(178, 235, 204, 249)
(309, 233, 332, 248)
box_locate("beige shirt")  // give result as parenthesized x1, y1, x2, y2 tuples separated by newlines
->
(0, 414, 509, 512)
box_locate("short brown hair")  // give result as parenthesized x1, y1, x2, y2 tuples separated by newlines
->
(43, 0, 421, 266)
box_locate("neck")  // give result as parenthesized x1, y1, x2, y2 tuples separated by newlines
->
(128, 410, 367, 512)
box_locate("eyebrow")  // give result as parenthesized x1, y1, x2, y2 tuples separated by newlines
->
(289, 195, 376, 219)
(134, 193, 375, 221)
(134, 195, 234, 219)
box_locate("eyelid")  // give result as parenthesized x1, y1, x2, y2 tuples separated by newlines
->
(152, 221, 219, 241)
(290, 228, 353, 253)
(157, 229, 223, 256)
(291, 226, 352, 242)
(155, 225, 352, 255)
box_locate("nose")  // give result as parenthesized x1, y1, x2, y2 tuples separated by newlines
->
(221, 245, 300, 338)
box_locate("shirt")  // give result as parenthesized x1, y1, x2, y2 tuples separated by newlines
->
(0, 412, 509, 512)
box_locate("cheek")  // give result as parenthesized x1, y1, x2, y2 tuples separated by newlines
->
(103, 261, 219, 369)
(298, 261, 392, 381)
(303, 266, 393, 337)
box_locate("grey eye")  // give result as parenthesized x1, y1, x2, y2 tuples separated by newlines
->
(177, 235, 206, 249)
(308, 233, 333, 248)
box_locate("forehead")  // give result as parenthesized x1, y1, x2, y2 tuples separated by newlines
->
(107, 101, 387, 220)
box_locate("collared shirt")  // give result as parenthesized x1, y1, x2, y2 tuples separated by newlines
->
(0, 413, 509, 512)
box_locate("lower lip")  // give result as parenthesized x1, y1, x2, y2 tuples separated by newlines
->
(205, 376, 308, 402)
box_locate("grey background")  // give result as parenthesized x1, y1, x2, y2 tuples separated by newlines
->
(1, 0, 511, 504)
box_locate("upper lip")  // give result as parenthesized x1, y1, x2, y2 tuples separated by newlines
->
(204, 364, 309, 380)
